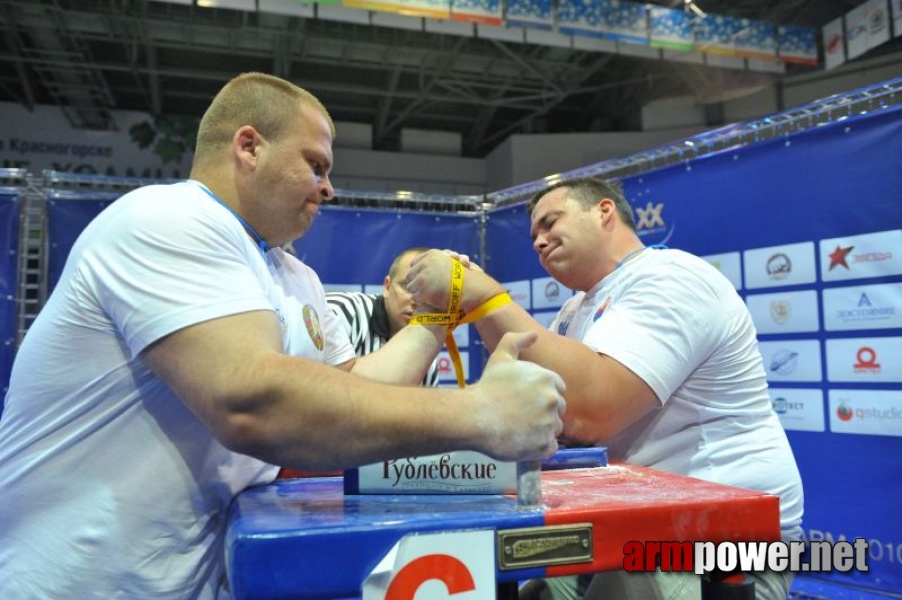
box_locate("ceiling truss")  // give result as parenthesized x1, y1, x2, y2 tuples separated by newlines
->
(0, 0, 896, 157)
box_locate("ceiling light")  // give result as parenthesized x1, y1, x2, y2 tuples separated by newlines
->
(684, 0, 707, 19)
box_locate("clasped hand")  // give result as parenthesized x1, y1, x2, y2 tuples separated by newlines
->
(470, 331, 566, 461)
(406, 249, 479, 310)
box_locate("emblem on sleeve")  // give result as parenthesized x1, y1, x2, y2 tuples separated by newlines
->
(302, 304, 324, 351)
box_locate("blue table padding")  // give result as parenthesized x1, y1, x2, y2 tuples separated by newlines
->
(225, 477, 547, 599)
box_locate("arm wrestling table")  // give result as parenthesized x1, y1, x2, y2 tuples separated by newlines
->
(225, 464, 780, 599)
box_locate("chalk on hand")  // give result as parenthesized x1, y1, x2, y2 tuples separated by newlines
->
(517, 459, 542, 506)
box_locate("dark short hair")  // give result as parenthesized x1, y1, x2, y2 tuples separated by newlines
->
(387, 247, 429, 279)
(526, 176, 637, 231)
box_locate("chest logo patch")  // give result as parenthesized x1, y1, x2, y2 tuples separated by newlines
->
(302, 304, 324, 351)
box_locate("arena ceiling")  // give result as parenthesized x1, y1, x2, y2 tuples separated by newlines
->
(1, 0, 900, 157)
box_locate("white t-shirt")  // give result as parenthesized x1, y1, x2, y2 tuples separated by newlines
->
(551, 247, 803, 541)
(0, 180, 355, 599)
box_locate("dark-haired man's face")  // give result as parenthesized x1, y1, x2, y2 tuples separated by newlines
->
(529, 188, 605, 291)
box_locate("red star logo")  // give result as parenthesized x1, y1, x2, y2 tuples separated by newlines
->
(828, 245, 854, 270)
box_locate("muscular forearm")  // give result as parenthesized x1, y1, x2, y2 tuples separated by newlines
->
(407, 250, 659, 443)
(145, 311, 564, 471)
(143, 312, 475, 470)
(458, 266, 507, 314)
(216, 353, 485, 470)
(471, 303, 610, 441)
(455, 269, 604, 428)
(350, 324, 444, 385)
(464, 276, 659, 443)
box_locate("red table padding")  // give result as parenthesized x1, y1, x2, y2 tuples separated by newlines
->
(538, 465, 781, 576)
(225, 463, 780, 598)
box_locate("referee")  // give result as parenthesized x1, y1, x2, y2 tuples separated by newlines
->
(326, 247, 439, 387)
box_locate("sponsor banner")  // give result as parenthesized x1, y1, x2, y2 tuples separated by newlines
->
(820, 229, 902, 282)
(829, 389, 902, 437)
(504, 0, 553, 29)
(397, 0, 450, 18)
(349, 450, 516, 494)
(826, 336, 902, 383)
(451, 0, 502, 25)
(746, 290, 820, 334)
(0, 101, 192, 178)
(734, 19, 777, 61)
(557, 0, 603, 38)
(558, 0, 648, 45)
(823, 16, 846, 70)
(197, 0, 254, 9)
(694, 14, 740, 56)
(777, 25, 818, 65)
(846, 3, 869, 59)
(702, 251, 742, 291)
(769, 388, 826, 432)
(631, 198, 675, 246)
(822, 283, 902, 332)
(503, 279, 532, 310)
(343, 0, 398, 13)
(866, 0, 891, 49)
(648, 6, 694, 52)
(596, 0, 648, 45)
(531, 276, 573, 309)
(758, 340, 823, 382)
(398, 0, 451, 19)
(258, 0, 316, 17)
(743, 241, 816, 289)
(436, 350, 469, 383)
(345, 0, 451, 18)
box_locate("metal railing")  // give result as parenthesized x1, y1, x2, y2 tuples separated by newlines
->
(14, 175, 48, 346)
(39, 170, 484, 214)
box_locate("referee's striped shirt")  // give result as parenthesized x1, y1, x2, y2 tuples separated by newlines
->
(325, 291, 439, 387)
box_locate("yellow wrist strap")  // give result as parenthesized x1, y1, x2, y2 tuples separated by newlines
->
(448, 257, 464, 316)
(410, 258, 512, 388)
(442, 291, 512, 388)
(459, 292, 512, 325)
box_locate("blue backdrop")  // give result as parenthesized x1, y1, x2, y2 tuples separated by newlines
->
(485, 104, 902, 594)
(292, 207, 480, 285)
(0, 192, 20, 405)
(46, 194, 115, 291)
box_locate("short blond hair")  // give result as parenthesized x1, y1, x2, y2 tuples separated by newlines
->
(194, 72, 334, 163)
